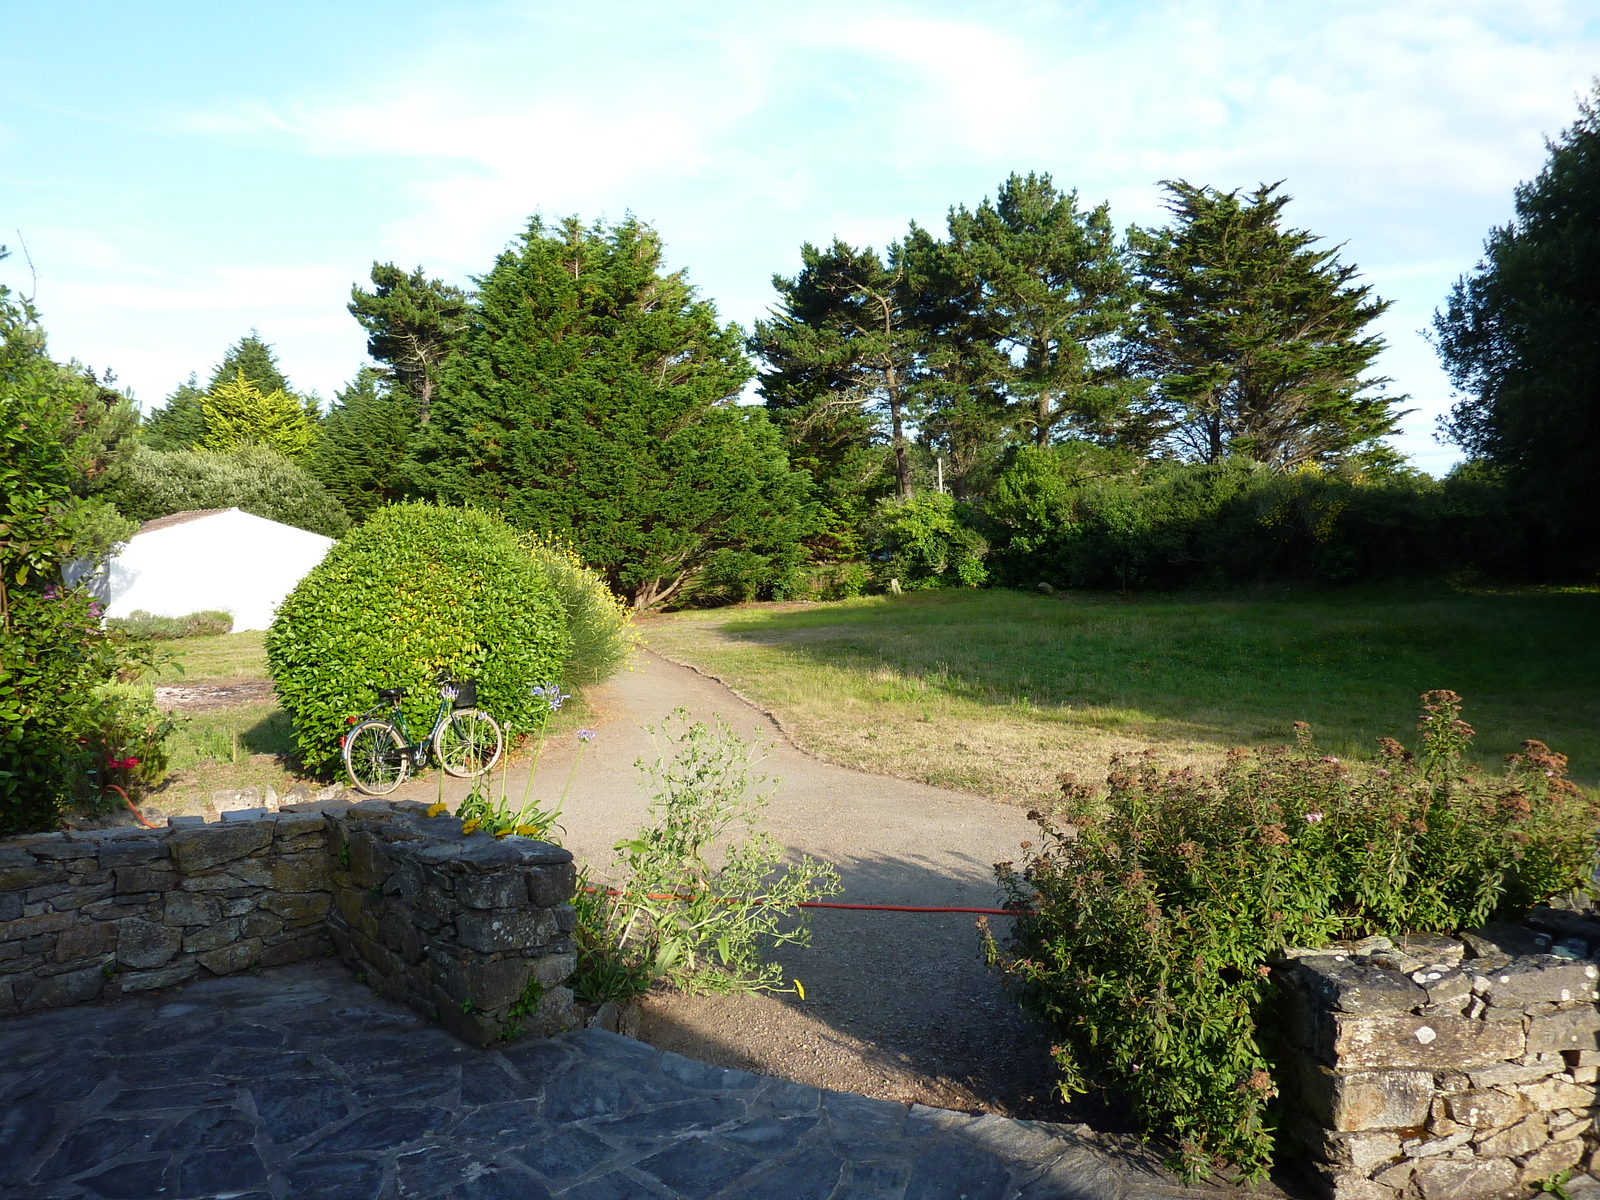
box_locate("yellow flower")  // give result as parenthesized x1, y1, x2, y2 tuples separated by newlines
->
(460, 818, 481, 835)
(493, 827, 510, 839)
(425, 802, 448, 818)
(514, 824, 538, 837)
(794, 978, 806, 1000)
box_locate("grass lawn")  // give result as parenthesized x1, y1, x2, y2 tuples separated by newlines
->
(154, 630, 270, 684)
(644, 584, 1600, 802)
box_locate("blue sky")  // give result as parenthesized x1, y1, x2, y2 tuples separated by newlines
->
(4, 1, 1597, 473)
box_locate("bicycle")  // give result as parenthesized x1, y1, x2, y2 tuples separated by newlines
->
(341, 670, 504, 796)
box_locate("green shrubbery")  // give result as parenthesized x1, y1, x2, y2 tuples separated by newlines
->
(82, 682, 176, 802)
(573, 712, 841, 1001)
(523, 538, 636, 687)
(106, 609, 233, 640)
(867, 492, 989, 589)
(985, 692, 1599, 1181)
(105, 444, 349, 537)
(267, 503, 570, 773)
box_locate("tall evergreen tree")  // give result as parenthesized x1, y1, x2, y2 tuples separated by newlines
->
(752, 240, 921, 502)
(410, 216, 814, 610)
(140, 374, 206, 450)
(141, 332, 314, 447)
(308, 367, 415, 521)
(200, 369, 317, 461)
(1435, 86, 1600, 563)
(944, 173, 1143, 449)
(348, 264, 469, 424)
(1129, 182, 1402, 468)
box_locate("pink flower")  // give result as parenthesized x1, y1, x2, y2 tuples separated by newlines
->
(1304, 812, 1324, 824)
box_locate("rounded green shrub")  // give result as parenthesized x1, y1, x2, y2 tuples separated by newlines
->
(267, 503, 571, 773)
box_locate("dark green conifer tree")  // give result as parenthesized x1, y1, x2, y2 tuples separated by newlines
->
(348, 265, 469, 424)
(308, 368, 415, 521)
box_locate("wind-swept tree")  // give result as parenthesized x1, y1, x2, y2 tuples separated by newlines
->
(1435, 86, 1600, 563)
(752, 240, 921, 502)
(411, 215, 814, 610)
(944, 172, 1144, 450)
(348, 264, 469, 425)
(1129, 182, 1402, 468)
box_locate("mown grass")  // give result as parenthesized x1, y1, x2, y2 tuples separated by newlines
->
(153, 630, 270, 684)
(646, 584, 1600, 801)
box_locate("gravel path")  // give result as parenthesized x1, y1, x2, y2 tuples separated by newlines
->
(390, 650, 1077, 1121)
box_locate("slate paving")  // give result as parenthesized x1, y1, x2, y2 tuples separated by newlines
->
(0, 961, 1223, 1200)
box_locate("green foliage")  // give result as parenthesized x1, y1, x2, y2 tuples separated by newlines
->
(523, 538, 636, 686)
(986, 692, 1599, 1180)
(867, 492, 989, 589)
(201, 369, 317, 460)
(411, 214, 815, 610)
(1128, 181, 1402, 468)
(308, 368, 415, 521)
(104, 444, 350, 537)
(140, 378, 208, 450)
(266, 502, 570, 773)
(106, 609, 233, 640)
(348, 263, 468, 424)
(82, 682, 176, 801)
(574, 711, 841, 999)
(1435, 85, 1600, 572)
(142, 332, 315, 451)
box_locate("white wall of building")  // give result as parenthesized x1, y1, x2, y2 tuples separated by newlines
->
(102, 509, 335, 632)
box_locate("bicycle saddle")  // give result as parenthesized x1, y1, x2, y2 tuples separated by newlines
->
(378, 687, 406, 702)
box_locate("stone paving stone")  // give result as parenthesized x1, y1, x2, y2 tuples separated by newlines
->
(0, 959, 1231, 1199)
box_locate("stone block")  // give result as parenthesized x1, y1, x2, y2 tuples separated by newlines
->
(1521, 1076, 1598, 1111)
(55, 922, 118, 963)
(334, 889, 363, 926)
(1412, 1156, 1517, 1200)
(269, 853, 332, 893)
(0, 892, 20, 922)
(163, 893, 222, 927)
(1466, 1064, 1560, 1088)
(1304, 1066, 1433, 1132)
(22, 966, 104, 1010)
(1475, 1113, 1547, 1157)
(117, 918, 183, 969)
(272, 813, 327, 840)
(455, 907, 558, 953)
(258, 932, 329, 968)
(115, 866, 176, 895)
(242, 913, 283, 940)
(0, 909, 73, 943)
(529, 952, 577, 987)
(219, 808, 269, 821)
(1312, 1167, 1391, 1200)
(1402, 1128, 1472, 1158)
(196, 937, 261, 975)
(0, 863, 67, 891)
(346, 832, 388, 888)
(183, 919, 242, 954)
(1521, 1137, 1585, 1183)
(1398, 934, 1467, 965)
(119, 962, 199, 992)
(1293, 955, 1428, 1014)
(48, 882, 116, 911)
(1445, 1089, 1529, 1129)
(1482, 957, 1598, 1009)
(177, 872, 257, 893)
(96, 838, 168, 868)
(526, 863, 577, 908)
(438, 956, 533, 1010)
(257, 892, 330, 925)
(1312, 1130, 1403, 1171)
(220, 896, 256, 918)
(1527, 1007, 1600, 1055)
(27, 840, 97, 861)
(1329, 1014, 1524, 1069)
(456, 870, 527, 909)
(169, 822, 274, 873)
(1464, 923, 1554, 958)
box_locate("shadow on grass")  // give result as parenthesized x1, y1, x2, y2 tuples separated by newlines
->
(693, 585, 1600, 783)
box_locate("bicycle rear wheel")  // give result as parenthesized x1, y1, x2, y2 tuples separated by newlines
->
(434, 708, 503, 777)
(344, 721, 409, 795)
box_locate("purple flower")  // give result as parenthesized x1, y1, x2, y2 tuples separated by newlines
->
(577, 729, 595, 742)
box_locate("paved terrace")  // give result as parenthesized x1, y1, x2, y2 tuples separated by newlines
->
(0, 960, 1222, 1200)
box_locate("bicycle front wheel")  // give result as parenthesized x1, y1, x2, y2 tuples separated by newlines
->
(434, 708, 503, 778)
(344, 721, 409, 795)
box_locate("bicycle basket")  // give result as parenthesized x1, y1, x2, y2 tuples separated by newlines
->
(448, 678, 477, 709)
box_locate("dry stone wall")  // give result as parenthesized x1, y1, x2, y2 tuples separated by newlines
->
(1277, 916, 1600, 1200)
(0, 800, 579, 1049)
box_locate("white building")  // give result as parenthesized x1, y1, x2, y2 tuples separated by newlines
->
(82, 508, 335, 633)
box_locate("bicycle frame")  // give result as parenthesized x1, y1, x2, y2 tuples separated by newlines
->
(360, 693, 454, 762)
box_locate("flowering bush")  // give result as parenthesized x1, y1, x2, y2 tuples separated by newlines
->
(82, 682, 176, 802)
(983, 691, 1599, 1181)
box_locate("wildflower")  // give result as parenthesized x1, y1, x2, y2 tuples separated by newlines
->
(1304, 811, 1323, 824)
(514, 824, 539, 837)
(577, 729, 595, 742)
(425, 802, 448, 818)
(460, 818, 482, 835)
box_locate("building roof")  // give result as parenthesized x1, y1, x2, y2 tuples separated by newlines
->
(136, 508, 234, 536)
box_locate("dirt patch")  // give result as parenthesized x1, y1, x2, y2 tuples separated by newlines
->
(154, 679, 277, 711)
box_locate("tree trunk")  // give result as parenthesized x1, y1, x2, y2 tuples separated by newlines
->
(886, 366, 911, 499)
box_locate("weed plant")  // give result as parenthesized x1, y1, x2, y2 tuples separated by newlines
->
(573, 709, 841, 1001)
(984, 691, 1599, 1182)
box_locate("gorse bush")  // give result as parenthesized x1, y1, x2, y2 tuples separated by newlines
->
(574, 711, 841, 1000)
(106, 609, 233, 640)
(267, 503, 570, 773)
(523, 537, 635, 686)
(984, 692, 1599, 1181)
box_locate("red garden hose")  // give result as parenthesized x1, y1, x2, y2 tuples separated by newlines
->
(104, 784, 159, 830)
(584, 887, 1030, 916)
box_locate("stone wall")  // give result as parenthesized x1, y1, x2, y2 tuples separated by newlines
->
(0, 812, 334, 1013)
(325, 804, 580, 1047)
(0, 800, 579, 1048)
(1277, 917, 1600, 1200)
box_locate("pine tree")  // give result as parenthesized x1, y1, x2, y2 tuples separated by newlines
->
(308, 368, 415, 521)
(1129, 182, 1402, 468)
(140, 375, 207, 450)
(348, 264, 468, 424)
(410, 215, 814, 609)
(200, 370, 317, 461)
(1435, 86, 1600, 564)
(142, 332, 314, 448)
